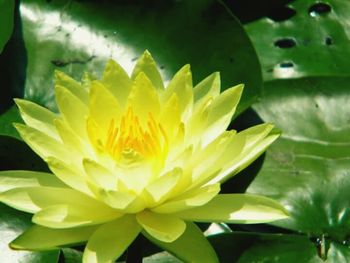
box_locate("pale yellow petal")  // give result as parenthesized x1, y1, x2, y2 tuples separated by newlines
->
(33, 204, 122, 228)
(83, 215, 141, 263)
(131, 50, 164, 90)
(145, 168, 181, 205)
(55, 85, 88, 139)
(200, 84, 243, 145)
(89, 80, 122, 132)
(137, 211, 186, 242)
(0, 186, 113, 214)
(14, 123, 74, 162)
(174, 194, 289, 224)
(46, 157, 93, 196)
(162, 65, 193, 120)
(152, 184, 220, 214)
(11, 225, 98, 250)
(14, 99, 59, 140)
(127, 72, 161, 123)
(0, 170, 66, 192)
(101, 59, 133, 107)
(83, 159, 117, 191)
(193, 72, 220, 104)
(55, 70, 89, 104)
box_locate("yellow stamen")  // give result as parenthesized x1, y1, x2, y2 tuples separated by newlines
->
(103, 107, 168, 161)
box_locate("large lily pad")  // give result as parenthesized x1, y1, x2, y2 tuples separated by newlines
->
(0, 204, 59, 263)
(248, 77, 350, 261)
(15, 0, 261, 114)
(0, 0, 15, 53)
(245, 0, 350, 80)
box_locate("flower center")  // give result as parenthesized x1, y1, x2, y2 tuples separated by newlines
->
(103, 107, 168, 162)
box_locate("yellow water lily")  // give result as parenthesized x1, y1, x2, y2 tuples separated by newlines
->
(0, 51, 287, 262)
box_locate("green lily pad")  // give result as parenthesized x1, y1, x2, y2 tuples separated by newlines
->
(0, 0, 15, 53)
(0, 203, 59, 263)
(245, 0, 350, 80)
(14, 0, 261, 114)
(207, 231, 321, 263)
(248, 77, 350, 261)
(0, 106, 22, 139)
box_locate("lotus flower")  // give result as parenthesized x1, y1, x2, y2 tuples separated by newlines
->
(0, 51, 287, 262)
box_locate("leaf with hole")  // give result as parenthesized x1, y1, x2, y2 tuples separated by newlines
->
(245, 0, 350, 80)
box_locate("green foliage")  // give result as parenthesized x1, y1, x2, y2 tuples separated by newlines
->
(1, 0, 350, 262)
(0, 0, 15, 53)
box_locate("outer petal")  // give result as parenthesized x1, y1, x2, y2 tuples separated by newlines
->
(101, 59, 133, 107)
(33, 204, 122, 228)
(136, 211, 186, 243)
(11, 225, 98, 251)
(131, 50, 164, 90)
(55, 70, 89, 104)
(0, 186, 117, 214)
(200, 84, 243, 145)
(174, 194, 289, 223)
(54, 119, 87, 155)
(46, 157, 93, 196)
(144, 221, 218, 263)
(14, 123, 74, 162)
(210, 127, 279, 184)
(55, 85, 88, 139)
(162, 65, 193, 120)
(193, 72, 220, 104)
(14, 99, 59, 140)
(83, 215, 141, 263)
(152, 184, 220, 214)
(0, 170, 66, 192)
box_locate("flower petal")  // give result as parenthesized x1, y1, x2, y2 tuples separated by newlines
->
(55, 85, 88, 139)
(46, 157, 93, 195)
(159, 93, 181, 140)
(55, 70, 89, 104)
(136, 211, 186, 242)
(83, 159, 117, 191)
(152, 184, 220, 214)
(14, 123, 73, 162)
(162, 65, 193, 120)
(54, 119, 87, 155)
(33, 204, 122, 228)
(193, 71, 220, 105)
(101, 59, 133, 107)
(144, 221, 218, 263)
(83, 215, 141, 263)
(174, 194, 289, 223)
(11, 224, 98, 250)
(0, 186, 115, 214)
(201, 84, 243, 145)
(131, 50, 164, 90)
(14, 99, 59, 140)
(145, 168, 181, 204)
(89, 80, 122, 132)
(0, 170, 66, 192)
(127, 72, 161, 123)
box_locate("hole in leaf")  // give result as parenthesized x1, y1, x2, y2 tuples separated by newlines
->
(309, 2, 332, 17)
(325, 36, 333, 45)
(267, 6, 296, 22)
(274, 38, 296, 48)
(274, 61, 295, 78)
(279, 61, 294, 68)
